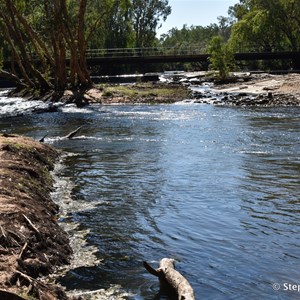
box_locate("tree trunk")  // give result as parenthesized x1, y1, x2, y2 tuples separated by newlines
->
(143, 258, 195, 300)
(60, 0, 92, 88)
(77, 0, 92, 86)
(53, 0, 68, 91)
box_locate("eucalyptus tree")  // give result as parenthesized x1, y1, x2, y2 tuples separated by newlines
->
(103, 0, 135, 48)
(0, 0, 52, 91)
(0, 0, 93, 93)
(0, 0, 173, 93)
(132, 0, 171, 47)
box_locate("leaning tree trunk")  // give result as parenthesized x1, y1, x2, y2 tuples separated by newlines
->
(144, 258, 195, 300)
(0, 14, 35, 89)
(0, 0, 52, 92)
(8, 0, 55, 69)
(5, 0, 51, 92)
(60, 0, 92, 88)
(0, 0, 94, 94)
(77, 0, 92, 86)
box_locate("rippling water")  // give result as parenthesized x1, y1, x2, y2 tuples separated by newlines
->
(1, 92, 300, 299)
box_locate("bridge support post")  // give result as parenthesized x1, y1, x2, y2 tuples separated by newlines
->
(292, 58, 300, 71)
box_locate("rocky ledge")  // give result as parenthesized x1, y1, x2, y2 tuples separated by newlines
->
(188, 72, 300, 106)
(0, 134, 72, 300)
(5, 72, 300, 108)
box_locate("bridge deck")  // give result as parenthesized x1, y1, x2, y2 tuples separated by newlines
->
(83, 47, 300, 64)
(2, 47, 300, 68)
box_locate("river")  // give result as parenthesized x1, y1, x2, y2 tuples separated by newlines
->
(1, 91, 300, 299)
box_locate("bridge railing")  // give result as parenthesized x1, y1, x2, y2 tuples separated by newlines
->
(24, 46, 300, 63)
(85, 47, 207, 58)
(85, 45, 299, 58)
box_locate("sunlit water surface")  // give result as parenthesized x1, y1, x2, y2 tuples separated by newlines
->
(1, 92, 300, 299)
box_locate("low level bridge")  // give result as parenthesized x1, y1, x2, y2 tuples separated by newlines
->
(84, 47, 300, 66)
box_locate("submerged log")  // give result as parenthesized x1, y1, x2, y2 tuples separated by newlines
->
(143, 258, 195, 300)
(38, 133, 48, 143)
(37, 126, 83, 143)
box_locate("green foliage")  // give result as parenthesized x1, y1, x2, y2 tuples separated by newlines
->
(103, 0, 135, 48)
(160, 16, 233, 50)
(225, 0, 300, 70)
(132, 0, 171, 47)
(86, 0, 171, 49)
(0, 0, 172, 62)
(157, 16, 234, 72)
(229, 0, 300, 52)
(98, 82, 190, 101)
(207, 36, 234, 80)
(160, 24, 219, 50)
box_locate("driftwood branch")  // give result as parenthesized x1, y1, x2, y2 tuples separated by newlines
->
(65, 125, 83, 139)
(0, 70, 23, 85)
(37, 126, 83, 143)
(143, 258, 195, 300)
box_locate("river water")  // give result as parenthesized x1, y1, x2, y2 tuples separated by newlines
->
(0, 90, 300, 299)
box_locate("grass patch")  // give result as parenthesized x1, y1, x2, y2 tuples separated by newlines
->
(97, 82, 190, 103)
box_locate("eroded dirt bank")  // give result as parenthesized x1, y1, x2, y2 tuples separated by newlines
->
(0, 134, 72, 299)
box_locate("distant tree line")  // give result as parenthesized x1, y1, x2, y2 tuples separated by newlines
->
(160, 0, 300, 75)
(228, 0, 300, 70)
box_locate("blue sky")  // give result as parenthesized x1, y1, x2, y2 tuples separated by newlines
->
(157, 0, 238, 36)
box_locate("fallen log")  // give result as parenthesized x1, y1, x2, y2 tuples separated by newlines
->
(143, 258, 195, 300)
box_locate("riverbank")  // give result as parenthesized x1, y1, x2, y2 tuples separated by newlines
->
(213, 72, 300, 106)
(0, 134, 72, 299)
(4, 72, 300, 108)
